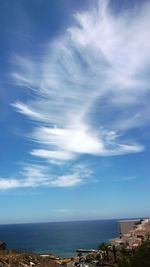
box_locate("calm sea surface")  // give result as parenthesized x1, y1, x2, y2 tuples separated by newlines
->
(0, 220, 119, 257)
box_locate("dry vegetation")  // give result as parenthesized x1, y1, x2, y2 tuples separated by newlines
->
(0, 250, 60, 267)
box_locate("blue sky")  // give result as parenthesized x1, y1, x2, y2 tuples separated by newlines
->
(0, 0, 150, 224)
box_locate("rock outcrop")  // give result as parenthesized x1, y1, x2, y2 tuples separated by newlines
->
(0, 242, 6, 251)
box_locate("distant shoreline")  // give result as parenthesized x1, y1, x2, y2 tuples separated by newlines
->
(0, 217, 144, 226)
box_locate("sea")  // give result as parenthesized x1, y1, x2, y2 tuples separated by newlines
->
(0, 220, 119, 258)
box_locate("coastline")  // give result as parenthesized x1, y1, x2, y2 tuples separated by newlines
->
(0, 247, 115, 267)
(0, 219, 118, 258)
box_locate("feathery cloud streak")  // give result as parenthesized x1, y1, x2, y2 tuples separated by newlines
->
(0, 164, 91, 189)
(5, 0, 150, 189)
(12, 0, 150, 162)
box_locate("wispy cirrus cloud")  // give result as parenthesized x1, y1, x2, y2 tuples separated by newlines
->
(0, 163, 91, 189)
(113, 176, 137, 182)
(12, 0, 150, 162)
(6, 0, 150, 188)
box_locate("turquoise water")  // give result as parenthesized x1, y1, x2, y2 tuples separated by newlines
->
(0, 220, 119, 257)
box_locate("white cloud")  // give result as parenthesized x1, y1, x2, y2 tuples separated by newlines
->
(50, 174, 82, 188)
(111, 176, 137, 182)
(0, 164, 91, 190)
(30, 125, 104, 158)
(11, 0, 150, 166)
(12, 102, 45, 121)
(0, 178, 20, 190)
(6, 0, 150, 188)
(31, 149, 75, 162)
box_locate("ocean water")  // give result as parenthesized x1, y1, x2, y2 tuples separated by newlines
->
(0, 220, 119, 257)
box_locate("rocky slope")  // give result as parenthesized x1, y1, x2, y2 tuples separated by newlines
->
(0, 250, 60, 267)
